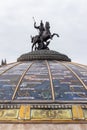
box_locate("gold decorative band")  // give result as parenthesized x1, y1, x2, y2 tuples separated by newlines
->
(0, 105, 87, 123)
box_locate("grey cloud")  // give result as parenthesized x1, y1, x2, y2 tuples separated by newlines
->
(0, 0, 87, 64)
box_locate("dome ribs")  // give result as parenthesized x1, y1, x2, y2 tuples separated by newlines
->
(12, 62, 34, 100)
(0, 62, 21, 76)
(0, 60, 87, 103)
(45, 60, 55, 101)
(70, 62, 87, 71)
(59, 62, 87, 90)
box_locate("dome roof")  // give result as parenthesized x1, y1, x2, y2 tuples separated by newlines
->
(0, 60, 87, 103)
(0, 51, 87, 123)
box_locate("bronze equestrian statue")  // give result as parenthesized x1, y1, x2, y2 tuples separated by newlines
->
(31, 19, 59, 51)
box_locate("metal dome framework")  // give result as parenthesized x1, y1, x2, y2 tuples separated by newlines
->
(0, 60, 87, 123)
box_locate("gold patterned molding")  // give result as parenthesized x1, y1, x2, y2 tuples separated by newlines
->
(0, 105, 87, 123)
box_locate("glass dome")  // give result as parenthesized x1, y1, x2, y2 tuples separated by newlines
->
(0, 60, 87, 103)
(0, 59, 87, 123)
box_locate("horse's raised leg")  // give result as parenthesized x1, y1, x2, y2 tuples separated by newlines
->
(32, 43, 35, 51)
(31, 45, 33, 51)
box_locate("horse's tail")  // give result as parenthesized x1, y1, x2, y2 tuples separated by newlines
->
(51, 33, 59, 39)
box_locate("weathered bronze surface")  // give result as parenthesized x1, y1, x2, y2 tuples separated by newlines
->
(31, 19, 59, 51)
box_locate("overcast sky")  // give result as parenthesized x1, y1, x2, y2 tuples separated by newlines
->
(0, 0, 87, 64)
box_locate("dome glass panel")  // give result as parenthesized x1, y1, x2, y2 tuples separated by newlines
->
(0, 60, 87, 103)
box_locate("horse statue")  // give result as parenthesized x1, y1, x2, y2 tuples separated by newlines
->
(31, 35, 50, 51)
(31, 21, 59, 51)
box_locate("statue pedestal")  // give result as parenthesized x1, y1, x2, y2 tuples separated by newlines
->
(17, 50, 71, 62)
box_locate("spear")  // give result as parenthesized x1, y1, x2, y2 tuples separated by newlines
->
(32, 17, 39, 33)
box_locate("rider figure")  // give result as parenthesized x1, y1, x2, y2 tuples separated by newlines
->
(45, 21, 51, 34)
(34, 20, 45, 38)
(31, 19, 59, 51)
